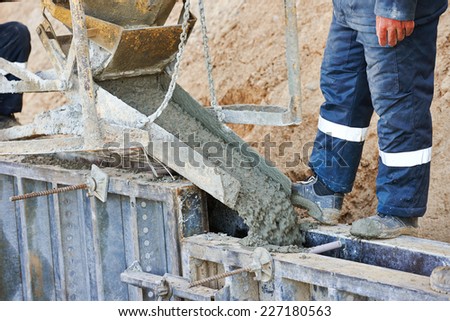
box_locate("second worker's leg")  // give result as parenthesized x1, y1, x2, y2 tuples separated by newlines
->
(351, 19, 439, 239)
(292, 17, 374, 225)
(0, 22, 32, 129)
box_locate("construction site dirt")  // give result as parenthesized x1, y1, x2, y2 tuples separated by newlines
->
(1, 0, 450, 244)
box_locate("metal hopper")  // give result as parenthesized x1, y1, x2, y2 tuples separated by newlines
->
(42, 0, 196, 80)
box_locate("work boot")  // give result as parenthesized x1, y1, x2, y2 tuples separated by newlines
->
(350, 213, 418, 239)
(291, 176, 344, 225)
(430, 266, 450, 295)
(0, 114, 20, 129)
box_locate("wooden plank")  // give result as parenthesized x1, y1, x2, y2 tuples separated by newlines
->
(0, 78, 65, 94)
(0, 138, 84, 155)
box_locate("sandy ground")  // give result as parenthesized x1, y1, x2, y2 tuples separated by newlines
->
(1, 0, 449, 243)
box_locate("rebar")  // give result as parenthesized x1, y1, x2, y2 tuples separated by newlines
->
(189, 267, 252, 288)
(10, 183, 88, 202)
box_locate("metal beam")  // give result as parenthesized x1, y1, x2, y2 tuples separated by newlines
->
(68, 0, 102, 150)
(199, 0, 302, 127)
(206, 105, 299, 126)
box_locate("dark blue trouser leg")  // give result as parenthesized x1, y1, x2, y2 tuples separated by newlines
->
(0, 22, 31, 115)
(310, 17, 374, 193)
(310, 15, 438, 218)
(361, 19, 438, 218)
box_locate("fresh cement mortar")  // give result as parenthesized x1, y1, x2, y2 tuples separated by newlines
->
(100, 75, 303, 247)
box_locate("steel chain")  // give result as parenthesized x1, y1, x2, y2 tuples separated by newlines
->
(198, 0, 225, 122)
(148, 0, 191, 123)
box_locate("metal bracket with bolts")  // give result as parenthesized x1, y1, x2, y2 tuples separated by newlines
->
(10, 164, 109, 203)
(189, 247, 274, 288)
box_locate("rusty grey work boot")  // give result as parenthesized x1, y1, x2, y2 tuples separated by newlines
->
(430, 266, 450, 295)
(291, 176, 344, 225)
(350, 213, 418, 239)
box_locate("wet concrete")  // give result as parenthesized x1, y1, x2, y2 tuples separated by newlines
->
(99, 75, 303, 246)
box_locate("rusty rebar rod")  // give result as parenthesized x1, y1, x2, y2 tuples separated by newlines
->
(10, 183, 88, 202)
(189, 267, 252, 288)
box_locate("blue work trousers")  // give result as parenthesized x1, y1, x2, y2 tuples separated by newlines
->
(310, 15, 439, 218)
(0, 22, 31, 116)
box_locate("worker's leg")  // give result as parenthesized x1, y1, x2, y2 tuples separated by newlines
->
(0, 22, 31, 116)
(350, 19, 439, 239)
(291, 16, 373, 224)
(309, 17, 374, 193)
(368, 19, 437, 218)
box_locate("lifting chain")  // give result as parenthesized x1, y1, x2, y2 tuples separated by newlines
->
(147, 0, 191, 123)
(148, 0, 225, 123)
(198, 0, 225, 122)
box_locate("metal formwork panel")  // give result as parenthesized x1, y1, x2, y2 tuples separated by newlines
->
(0, 175, 22, 300)
(136, 199, 167, 301)
(0, 158, 208, 301)
(94, 195, 130, 300)
(136, 200, 167, 276)
(57, 189, 91, 301)
(20, 179, 57, 301)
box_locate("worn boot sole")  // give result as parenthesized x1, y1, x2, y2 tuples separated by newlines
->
(291, 194, 340, 225)
(350, 222, 418, 239)
(430, 267, 450, 294)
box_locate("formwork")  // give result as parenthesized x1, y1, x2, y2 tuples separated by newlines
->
(0, 156, 207, 301)
(1, 1, 450, 301)
(2, 154, 450, 301)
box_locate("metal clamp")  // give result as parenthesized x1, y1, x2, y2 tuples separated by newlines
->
(189, 247, 273, 288)
(10, 165, 109, 203)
